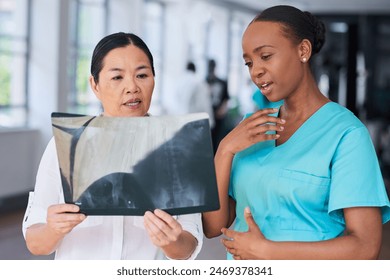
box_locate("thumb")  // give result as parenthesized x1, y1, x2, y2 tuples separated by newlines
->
(244, 207, 257, 231)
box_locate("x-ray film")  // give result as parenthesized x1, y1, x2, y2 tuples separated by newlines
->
(51, 112, 219, 216)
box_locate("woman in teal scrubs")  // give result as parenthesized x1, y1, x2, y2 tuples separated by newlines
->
(202, 5, 390, 259)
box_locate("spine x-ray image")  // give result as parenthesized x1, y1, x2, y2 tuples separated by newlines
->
(51, 112, 220, 215)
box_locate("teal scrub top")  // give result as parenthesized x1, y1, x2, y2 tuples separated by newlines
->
(229, 102, 390, 253)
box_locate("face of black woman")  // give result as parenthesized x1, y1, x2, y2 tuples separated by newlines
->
(89, 45, 155, 117)
(242, 21, 305, 102)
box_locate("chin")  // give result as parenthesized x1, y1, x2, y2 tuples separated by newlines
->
(124, 110, 147, 118)
(264, 96, 276, 103)
(114, 107, 146, 117)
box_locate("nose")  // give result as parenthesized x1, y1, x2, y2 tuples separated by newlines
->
(125, 76, 140, 94)
(250, 61, 265, 83)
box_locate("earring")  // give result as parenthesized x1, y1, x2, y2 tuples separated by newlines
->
(302, 57, 307, 63)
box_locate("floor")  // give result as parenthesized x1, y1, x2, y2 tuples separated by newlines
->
(0, 208, 389, 260)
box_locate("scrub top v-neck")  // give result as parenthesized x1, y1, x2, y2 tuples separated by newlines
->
(229, 102, 390, 247)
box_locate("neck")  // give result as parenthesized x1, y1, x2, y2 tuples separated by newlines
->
(281, 77, 329, 121)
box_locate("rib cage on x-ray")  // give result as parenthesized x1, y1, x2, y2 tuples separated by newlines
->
(51, 112, 219, 215)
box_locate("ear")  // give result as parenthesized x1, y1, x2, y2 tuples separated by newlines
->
(89, 75, 101, 101)
(298, 39, 312, 63)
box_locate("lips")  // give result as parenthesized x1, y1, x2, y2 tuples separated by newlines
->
(258, 81, 273, 95)
(259, 81, 271, 89)
(123, 98, 141, 107)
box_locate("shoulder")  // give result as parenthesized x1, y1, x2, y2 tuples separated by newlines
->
(324, 104, 377, 160)
(309, 102, 373, 154)
(321, 102, 366, 132)
(47, 136, 57, 150)
(37, 137, 60, 174)
(42, 137, 57, 159)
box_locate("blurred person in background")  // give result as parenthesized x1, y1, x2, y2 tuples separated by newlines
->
(206, 59, 230, 152)
(171, 61, 214, 128)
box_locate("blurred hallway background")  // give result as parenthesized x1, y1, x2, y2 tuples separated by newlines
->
(1, 0, 390, 259)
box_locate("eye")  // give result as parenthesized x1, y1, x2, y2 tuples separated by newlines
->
(261, 54, 272, 60)
(244, 61, 252, 68)
(112, 75, 122, 80)
(137, 73, 148, 79)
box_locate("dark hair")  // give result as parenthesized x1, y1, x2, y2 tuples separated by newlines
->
(252, 5, 326, 55)
(208, 59, 216, 70)
(207, 59, 217, 76)
(187, 61, 196, 72)
(90, 32, 155, 83)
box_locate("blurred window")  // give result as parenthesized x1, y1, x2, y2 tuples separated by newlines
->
(68, 0, 108, 115)
(143, 0, 164, 108)
(0, 0, 30, 127)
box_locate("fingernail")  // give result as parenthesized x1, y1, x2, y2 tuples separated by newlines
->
(281, 119, 286, 124)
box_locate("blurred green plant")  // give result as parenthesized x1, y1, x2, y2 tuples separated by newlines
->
(0, 55, 11, 106)
(76, 56, 90, 105)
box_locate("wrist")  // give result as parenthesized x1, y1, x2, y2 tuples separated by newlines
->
(216, 139, 235, 158)
(261, 239, 273, 260)
(162, 232, 197, 260)
(252, 238, 273, 260)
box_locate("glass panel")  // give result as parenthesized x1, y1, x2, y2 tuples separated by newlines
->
(143, 0, 164, 108)
(0, 53, 11, 106)
(9, 54, 26, 106)
(0, 0, 28, 127)
(228, 15, 254, 117)
(68, 0, 107, 114)
(0, 0, 16, 34)
(78, 3, 106, 46)
(0, 107, 27, 127)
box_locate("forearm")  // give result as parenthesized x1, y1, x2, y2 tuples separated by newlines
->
(25, 223, 64, 255)
(261, 234, 381, 260)
(162, 231, 198, 260)
(263, 208, 383, 260)
(202, 142, 234, 238)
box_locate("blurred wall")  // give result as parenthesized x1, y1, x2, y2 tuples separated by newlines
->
(0, 129, 40, 199)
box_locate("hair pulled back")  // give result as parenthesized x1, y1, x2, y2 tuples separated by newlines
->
(252, 5, 326, 55)
(90, 32, 155, 83)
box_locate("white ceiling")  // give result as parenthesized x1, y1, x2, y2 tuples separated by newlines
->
(219, 0, 390, 14)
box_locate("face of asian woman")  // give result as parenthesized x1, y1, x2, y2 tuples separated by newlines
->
(90, 45, 155, 117)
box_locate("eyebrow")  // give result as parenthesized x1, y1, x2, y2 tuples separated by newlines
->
(243, 45, 275, 58)
(108, 65, 151, 72)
